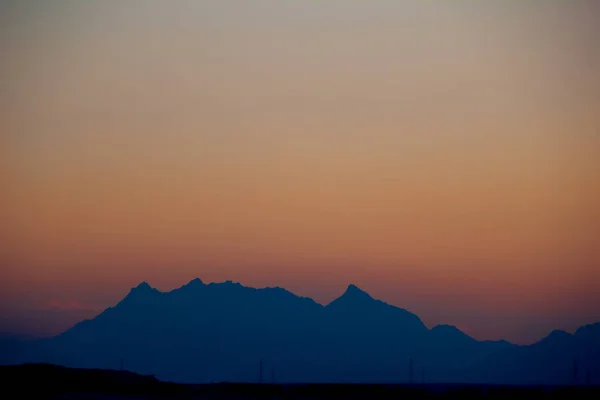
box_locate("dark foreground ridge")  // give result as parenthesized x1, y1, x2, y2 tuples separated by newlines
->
(3, 364, 600, 400)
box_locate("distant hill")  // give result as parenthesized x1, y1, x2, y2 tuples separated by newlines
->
(462, 323, 600, 385)
(2, 279, 598, 384)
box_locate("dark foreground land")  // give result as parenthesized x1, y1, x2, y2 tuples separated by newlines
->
(1, 364, 598, 399)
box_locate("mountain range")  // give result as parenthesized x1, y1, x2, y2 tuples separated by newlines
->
(1, 279, 598, 385)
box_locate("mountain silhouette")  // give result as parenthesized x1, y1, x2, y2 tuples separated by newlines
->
(2, 279, 599, 384)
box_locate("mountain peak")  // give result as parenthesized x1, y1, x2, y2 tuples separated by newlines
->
(539, 329, 574, 345)
(432, 324, 460, 332)
(327, 284, 374, 307)
(173, 278, 206, 294)
(184, 277, 204, 288)
(343, 284, 372, 299)
(134, 281, 153, 291)
(575, 322, 600, 338)
(120, 281, 160, 305)
(548, 329, 570, 338)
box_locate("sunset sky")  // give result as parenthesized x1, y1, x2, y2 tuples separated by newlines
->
(1, 1, 599, 345)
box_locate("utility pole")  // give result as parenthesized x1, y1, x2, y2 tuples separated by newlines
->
(409, 357, 414, 384)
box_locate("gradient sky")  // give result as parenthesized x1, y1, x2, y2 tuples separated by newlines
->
(1, 0, 599, 345)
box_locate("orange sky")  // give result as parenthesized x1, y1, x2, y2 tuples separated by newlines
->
(1, 1, 599, 344)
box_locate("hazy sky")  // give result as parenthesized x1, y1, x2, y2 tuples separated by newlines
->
(1, 0, 599, 344)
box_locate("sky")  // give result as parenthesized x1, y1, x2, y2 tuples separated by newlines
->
(1, 0, 599, 345)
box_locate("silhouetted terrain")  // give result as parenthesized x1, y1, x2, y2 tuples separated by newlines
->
(2, 364, 599, 400)
(1, 279, 599, 385)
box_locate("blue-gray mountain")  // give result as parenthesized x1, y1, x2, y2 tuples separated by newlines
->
(2, 279, 599, 384)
